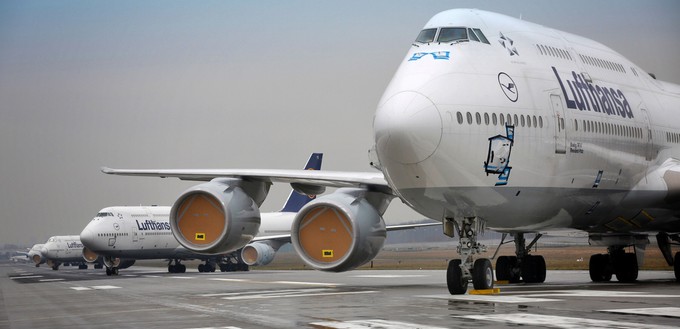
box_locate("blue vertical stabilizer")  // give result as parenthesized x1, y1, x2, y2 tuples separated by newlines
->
(280, 153, 323, 212)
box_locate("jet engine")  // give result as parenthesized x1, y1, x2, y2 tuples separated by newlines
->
(169, 178, 266, 255)
(241, 241, 285, 266)
(291, 188, 388, 272)
(82, 247, 100, 263)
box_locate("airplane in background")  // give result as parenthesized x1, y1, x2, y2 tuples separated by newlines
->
(82, 153, 324, 275)
(42, 235, 98, 270)
(103, 9, 680, 294)
(9, 252, 29, 263)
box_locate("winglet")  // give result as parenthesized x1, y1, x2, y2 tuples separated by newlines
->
(280, 153, 323, 212)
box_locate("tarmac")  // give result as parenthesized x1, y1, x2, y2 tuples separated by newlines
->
(2, 263, 679, 328)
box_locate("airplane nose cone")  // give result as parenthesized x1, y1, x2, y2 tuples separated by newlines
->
(374, 91, 442, 165)
(80, 227, 96, 249)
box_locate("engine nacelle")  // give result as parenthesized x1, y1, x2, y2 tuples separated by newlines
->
(170, 178, 262, 255)
(103, 256, 135, 269)
(82, 247, 100, 263)
(241, 241, 283, 266)
(31, 254, 43, 265)
(291, 188, 387, 272)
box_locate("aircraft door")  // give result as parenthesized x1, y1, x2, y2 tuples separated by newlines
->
(550, 94, 567, 154)
(640, 108, 653, 161)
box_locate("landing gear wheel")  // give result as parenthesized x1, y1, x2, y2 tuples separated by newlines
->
(106, 267, 112, 276)
(447, 259, 467, 295)
(674, 252, 680, 282)
(589, 254, 612, 282)
(496, 256, 520, 283)
(111, 267, 119, 276)
(178, 264, 186, 273)
(472, 258, 494, 290)
(198, 264, 205, 272)
(614, 253, 638, 282)
(521, 255, 546, 283)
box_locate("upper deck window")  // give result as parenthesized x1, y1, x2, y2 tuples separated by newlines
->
(415, 28, 437, 43)
(438, 28, 467, 43)
(96, 212, 114, 218)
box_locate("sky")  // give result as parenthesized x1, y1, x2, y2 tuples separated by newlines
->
(1, 1, 679, 247)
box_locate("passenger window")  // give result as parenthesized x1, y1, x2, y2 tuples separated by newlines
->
(507, 114, 512, 125)
(521, 115, 525, 127)
(527, 116, 532, 128)
(475, 112, 481, 125)
(438, 27, 467, 43)
(539, 116, 544, 128)
(473, 28, 489, 44)
(514, 114, 519, 127)
(415, 28, 437, 43)
(484, 113, 490, 125)
(533, 116, 537, 127)
(492, 113, 498, 126)
(499, 113, 505, 125)
(466, 112, 472, 125)
(456, 112, 463, 124)
(574, 119, 578, 131)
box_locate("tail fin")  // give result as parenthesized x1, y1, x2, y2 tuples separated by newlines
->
(280, 153, 323, 212)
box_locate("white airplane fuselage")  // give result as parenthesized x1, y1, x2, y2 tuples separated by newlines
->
(42, 235, 86, 264)
(374, 9, 680, 234)
(80, 206, 295, 259)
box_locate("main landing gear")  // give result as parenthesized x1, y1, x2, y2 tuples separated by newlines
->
(105, 266, 119, 276)
(445, 217, 494, 294)
(218, 253, 249, 272)
(494, 233, 546, 284)
(198, 261, 216, 273)
(168, 259, 186, 273)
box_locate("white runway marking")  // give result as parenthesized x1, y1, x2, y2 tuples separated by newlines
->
(10, 275, 42, 279)
(219, 288, 377, 300)
(207, 278, 249, 282)
(168, 276, 194, 279)
(90, 285, 121, 290)
(70, 287, 92, 291)
(600, 307, 680, 318)
(309, 319, 447, 329)
(143, 275, 161, 278)
(187, 327, 242, 329)
(459, 313, 678, 329)
(271, 281, 340, 286)
(420, 294, 560, 303)
(351, 274, 428, 278)
(39, 278, 65, 282)
(515, 290, 680, 298)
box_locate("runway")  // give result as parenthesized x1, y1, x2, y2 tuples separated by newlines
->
(2, 263, 679, 328)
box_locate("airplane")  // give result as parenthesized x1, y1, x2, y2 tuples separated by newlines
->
(82, 153, 324, 275)
(27, 244, 46, 267)
(102, 8, 680, 294)
(42, 235, 94, 270)
(9, 252, 29, 263)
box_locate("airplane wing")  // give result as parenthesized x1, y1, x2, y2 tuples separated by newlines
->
(101, 167, 393, 194)
(249, 221, 441, 245)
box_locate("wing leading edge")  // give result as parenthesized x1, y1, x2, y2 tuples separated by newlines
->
(101, 167, 393, 194)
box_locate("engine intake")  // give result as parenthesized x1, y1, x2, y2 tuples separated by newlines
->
(82, 247, 99, 263)
(241, 241, 285, 266)
(291, 188, 387, 272)
(170, 178, 263, 254)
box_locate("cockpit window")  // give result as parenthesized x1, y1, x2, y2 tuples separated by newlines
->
(438, 28, 467, 43)
(415, 28, 437, 43)
(96, 212, 114, 217)
(473, 28, 489, 44)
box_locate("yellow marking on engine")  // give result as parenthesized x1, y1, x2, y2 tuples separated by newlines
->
(469, 288, 501, 295)
(322, 250, 334, 258)
(195, 233, 206, 241)
(494, 280, 509, 285)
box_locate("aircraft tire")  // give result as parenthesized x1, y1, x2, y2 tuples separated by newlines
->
(446, 259, 467, 295)
(106, 268, 112, 276)
(496, 256, 520, 282)
(198, 264, 205, 272)
(521, 255, 546, 283)
(589, 254, 612, 282)
(614, 253, 638, 282)
(472, 258, 494, 290)
(674, 252, 680, 282)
